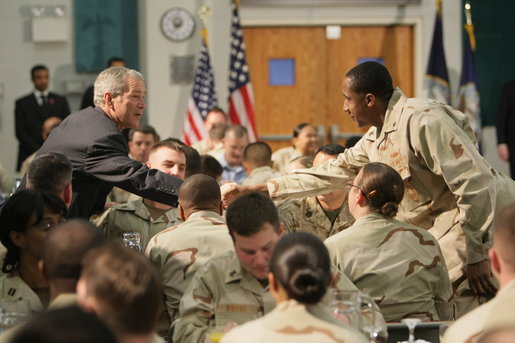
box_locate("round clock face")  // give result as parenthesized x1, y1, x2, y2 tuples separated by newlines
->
(160, 7, 196, 42)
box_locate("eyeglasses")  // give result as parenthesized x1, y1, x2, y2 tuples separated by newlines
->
(346, 182, 368, 199)
(31, 219, 66, 232)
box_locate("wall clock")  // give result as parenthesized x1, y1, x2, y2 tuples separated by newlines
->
(160, 7, 196, 42)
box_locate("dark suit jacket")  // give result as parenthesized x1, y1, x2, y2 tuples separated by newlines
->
(36, 106, 182, 219)
(497, 80, 515, 146)
(15, 92, 70, 171)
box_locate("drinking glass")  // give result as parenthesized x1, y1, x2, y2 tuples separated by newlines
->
(207, 320, 227, 343)
(0, 298, 31, 332)
(398, 318, 431, 343)
(329, 289, 362, 330)
(122, 232, 142, 252)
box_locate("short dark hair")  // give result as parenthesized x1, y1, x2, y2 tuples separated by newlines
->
(270, 232, 331, 304)
(179, 174, 221, 211)
(12, 306, 117, 343)
(314, 144, 345, 158)
(149, 139, 185, 156)
(31, 64, 48, 78)
(243, 142, 272, 166)
(162, 138, 201, 177)
(0, 190, 66, 273)
(359, 162, 404, 218)
(128, 124, 160, 142)
(27, 153, 72, 196)
(43, 219, 105, 280)
(345, 135, 362, 148)
(346, 61, 394, 103)
(81, 242, 161, 335)
(107, 57, 125, 67)
(226, 192, 280, 238)
(200, 155, 223, 180)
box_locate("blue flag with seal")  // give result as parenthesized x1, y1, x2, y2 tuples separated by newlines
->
(423, 0, 450, 104)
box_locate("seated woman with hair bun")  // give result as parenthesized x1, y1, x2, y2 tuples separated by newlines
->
(325, 162, 453, 322)
(221, 232, 367, 343)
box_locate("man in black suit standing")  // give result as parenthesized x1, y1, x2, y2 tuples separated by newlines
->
(15, 65, 70, 171)
(497, 79, 515, 179)
(34, 67, 183, 219)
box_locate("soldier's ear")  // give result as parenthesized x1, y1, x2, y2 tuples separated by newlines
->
(490, 248, 501, 276)
(364, 93, 375, 107)
(179, 205, 186, 221)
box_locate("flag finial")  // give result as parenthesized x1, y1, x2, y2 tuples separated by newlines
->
(464, 1, 476, 51)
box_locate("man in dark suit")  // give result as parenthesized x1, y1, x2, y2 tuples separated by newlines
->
(497, 80, 515, 179)
(15, 65, 70, 171)
(33, 66, 182, 219)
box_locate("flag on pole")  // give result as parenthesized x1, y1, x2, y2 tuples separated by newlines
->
(423, 0, 450, 104)
(182, 28, 218, 146)
(457, 2, 481, 142)
(228, 0, 258, 142)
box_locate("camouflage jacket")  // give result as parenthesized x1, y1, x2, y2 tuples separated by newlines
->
(325, 213, 453, 322)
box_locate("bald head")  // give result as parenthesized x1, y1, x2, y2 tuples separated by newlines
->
(493, 204, 515, 268)
(43, 219, 105, 281)
(178, 174, 221, 213)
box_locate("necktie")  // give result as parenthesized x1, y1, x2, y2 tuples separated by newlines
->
(40, 95, 48, 106)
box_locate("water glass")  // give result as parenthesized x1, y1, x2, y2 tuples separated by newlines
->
(329, 289, 362, 329)
(0, 298, 31, 332)
(122, 232, 142, 252)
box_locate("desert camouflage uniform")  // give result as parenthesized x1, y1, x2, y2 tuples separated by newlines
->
(174, 248, 379, 342)
(271, 146, 302, 173)
(146, 211, 234, 323)
(0, 274, 44, 313)
(192, 139, 210, 155)
(93, 198, 181, 249)
(242, 166, 282, 186)
(278, 196, 354, 240)
(267, 88, 515, 316)
(221, 299, 368, 343)
(173, 250, 276, 343)
(442, 280, 515, 343)
(325, 213, 453, 322)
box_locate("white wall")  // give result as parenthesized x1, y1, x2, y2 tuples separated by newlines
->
(0, 0, 509, 180)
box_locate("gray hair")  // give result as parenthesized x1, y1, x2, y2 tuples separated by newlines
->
(93, 67, 144, 106)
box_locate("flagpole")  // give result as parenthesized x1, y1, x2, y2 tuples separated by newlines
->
(182, 6, 219, 145)
(464, 1, 476, 51)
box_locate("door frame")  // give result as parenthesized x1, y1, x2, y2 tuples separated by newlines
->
(241, 16, 423, 97)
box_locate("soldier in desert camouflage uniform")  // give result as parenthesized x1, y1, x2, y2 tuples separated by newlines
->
(242, 142, 281, 186)
(443, 204, 515, 343)
(279, 144, 354, 240)
(325, 162, 453, 321)
(146, 175, 234, 323)
(223, 62, 515, 317)
(173, 193, 282, 343)
(221, 233, 368, 343)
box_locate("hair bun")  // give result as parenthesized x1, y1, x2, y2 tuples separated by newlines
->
(381, 201, 399, 218)
(289, 268, 325, 304)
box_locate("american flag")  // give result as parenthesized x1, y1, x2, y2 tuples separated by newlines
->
(228, 0, 258, 142)
(182, 33, 218, 146)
